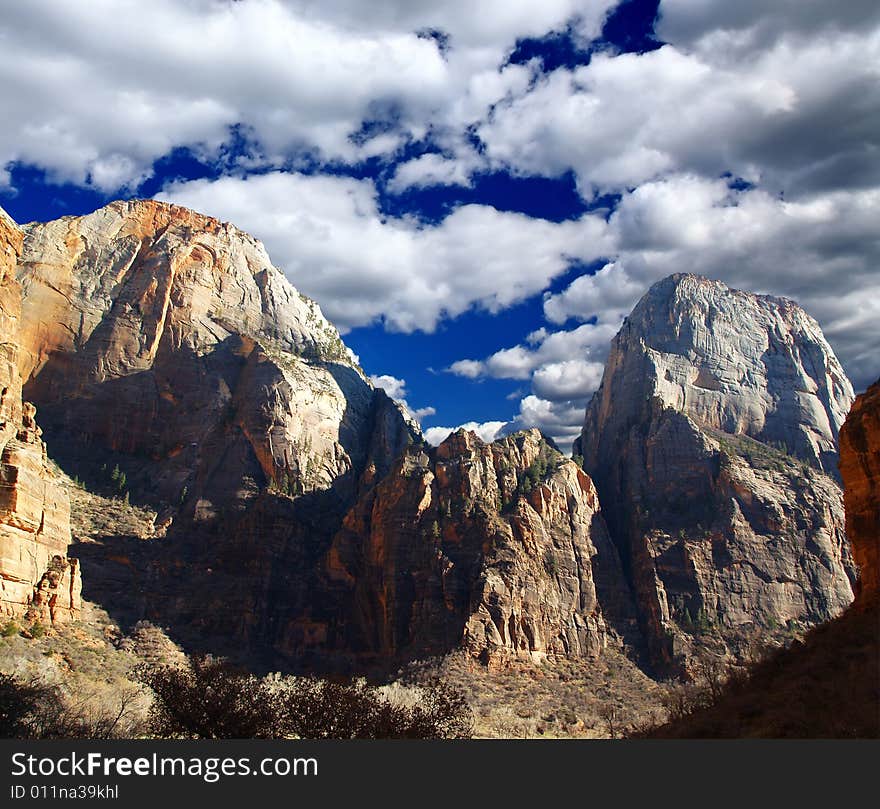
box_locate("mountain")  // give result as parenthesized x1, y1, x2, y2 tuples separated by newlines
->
(7, 199, 629, 669)
(9, 199, 418, 664)
(0, 207, 79, 625)
(16, 199, 415, 513)
(2, 200, 863, 679)
(328, 428, 636, 667)
(641, 381, 879, 737)
(575, 274, 856, 672)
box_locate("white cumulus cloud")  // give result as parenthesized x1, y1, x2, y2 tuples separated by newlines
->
(424, 421, 507, 446)
(479, 22, 880, 197)
(369, 374, 435, 424)
(0, 0, 620, 189)
(445, 324, 615, 451)
(158, 171, 611, 332)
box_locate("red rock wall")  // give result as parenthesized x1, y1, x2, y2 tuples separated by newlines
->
(0, 209, 79, 625)
(328, 429, 636, 667)
(839, 380, 880, 601)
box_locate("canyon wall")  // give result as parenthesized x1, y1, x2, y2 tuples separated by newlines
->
(0, 206, 79, 625)
(839, 379, 880, 602)
(13, 200, 634, 667)
(8, 201, 863, 673)
(329, 429, 637, 667)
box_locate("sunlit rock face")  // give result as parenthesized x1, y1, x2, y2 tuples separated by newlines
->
(16, 199, 414, 512)
(11, 204, 862, 675)
(0, 206, 79, 625)
(328, 428, 637, 668)
(576, 274, 855, 672)
(14, 199, 416, 659)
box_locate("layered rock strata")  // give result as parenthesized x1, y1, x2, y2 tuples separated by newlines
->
(11, 202, 864, 675)
(13, 199, 416, 657)
(328, 429, 636, 666)
(12, 200, 631, 669)
(17, 199, 415, 514)
(13, 200, 634, 667)
(0, 206, 79, 624)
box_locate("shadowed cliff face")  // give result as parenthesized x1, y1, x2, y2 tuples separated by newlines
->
(328, 429, 637, 668)
(576, 274, 855, 673)
(643, 410, 879, 738)
(0, 206, 79, 625)
(839, 379, 880, 602)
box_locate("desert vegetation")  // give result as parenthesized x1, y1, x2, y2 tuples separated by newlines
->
(0, 643, 472, 740)
(135, 655, 473, 739)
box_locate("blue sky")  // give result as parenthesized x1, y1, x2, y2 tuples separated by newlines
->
(1, 0, 878, 450)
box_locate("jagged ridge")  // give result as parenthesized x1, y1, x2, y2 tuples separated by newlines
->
(328, 428, 637, 666)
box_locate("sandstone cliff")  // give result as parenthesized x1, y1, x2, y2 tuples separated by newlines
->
(576, 274, 855, 672)
(10, 204, 863, 676)
(13, 199, 637, 668)
(0, 206, 79, 625)
(12, 199, 416, 660)
(328, 429, 636, 667)
(17, 199, 415, 515)
(645, 377, 879, 736)
(839, 379, 880, 602)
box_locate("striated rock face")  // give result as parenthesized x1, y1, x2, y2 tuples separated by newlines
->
(0, 206, 79, 625)
(17, 199, 414, 514)
(328, 429, 636, 667)
(576, 274, 855, 672)
(12, 202, 864, 677)
(13, 199, 417, 659)
(839, 380, 880, 602)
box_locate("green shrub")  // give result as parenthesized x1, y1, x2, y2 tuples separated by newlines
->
(29, 622, 47, 639)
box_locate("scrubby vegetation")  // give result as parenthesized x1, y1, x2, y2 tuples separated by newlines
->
(394, 649, 666, 739)
(3, 466, 666, 740)
(1, 649, 473, 740)
(711, 429, 812, 475)
(0, 672, 145, 739)
(499, 442, 566, 510)
(517, 445, 561, 495)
